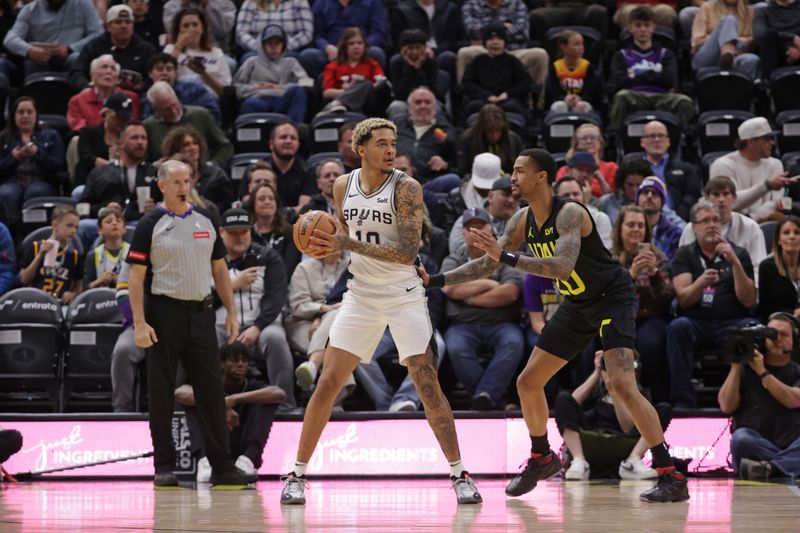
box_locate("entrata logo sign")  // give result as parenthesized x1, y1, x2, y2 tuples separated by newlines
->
(21, 301, 58, 312)
(0, 299, 14, 311)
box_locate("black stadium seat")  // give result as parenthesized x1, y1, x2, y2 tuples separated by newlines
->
(233, 112, 291, 154)
(18, 223, 84, 261)
(701, 151, 730, 184)
(776, 110, 800, 156)
(230, 152, 270, 184)
(20, 196, 76, 237)
(311, 112, 366, 153)
(0, 288, 63, 411)
(307, 151, 343, 171)
(466, 111, 527, 140)
(20, 71, 74, 116)
(619, 111, 681, 157)
(619, 26, 677, 52)
(769, 66, 800, 114)
(61, 288, 123, 410)
(540, 111, 602, 154)
(694, 68, 754, 112)
(696, 110, 753, 157)
(543, 26, 603, 66)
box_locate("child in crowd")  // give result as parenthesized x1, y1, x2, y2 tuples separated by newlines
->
(84, 205, 129, 289)
(546, 29, 601, 113)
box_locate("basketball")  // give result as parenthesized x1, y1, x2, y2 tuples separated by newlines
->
(293, 210, 337, 256)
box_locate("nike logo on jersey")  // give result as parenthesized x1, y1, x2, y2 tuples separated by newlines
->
(406, 287, 415, 292)
(348, 193, 360, 198)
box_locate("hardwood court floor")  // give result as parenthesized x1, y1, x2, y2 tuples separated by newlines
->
(1, 478, 799, 532)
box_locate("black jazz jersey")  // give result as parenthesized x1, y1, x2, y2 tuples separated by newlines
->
(524, 196, 623, 302)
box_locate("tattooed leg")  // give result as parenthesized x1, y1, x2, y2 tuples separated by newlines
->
(407, 346, 461, 462)
(602, 347, 666, 447)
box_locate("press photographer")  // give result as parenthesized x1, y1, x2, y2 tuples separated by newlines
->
(718, 313, 800, 480)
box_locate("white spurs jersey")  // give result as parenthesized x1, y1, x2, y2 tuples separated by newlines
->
(341, 168, 417, 286)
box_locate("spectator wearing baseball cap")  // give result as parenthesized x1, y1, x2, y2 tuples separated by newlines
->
(710, 116, 791, 222)
(232, 25, 312, 124)
(461, 21, 533, 122)
(449, 176, 520, 256)
(70, 2, 157, 91)
(635, 176, 685, 260)
(441, 204, 526, 411)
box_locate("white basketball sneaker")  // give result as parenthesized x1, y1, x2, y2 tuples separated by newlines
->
(564, 458, 590, 480)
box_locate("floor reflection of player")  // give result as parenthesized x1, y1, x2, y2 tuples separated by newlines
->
(280, 118, 481, 505)
(418, 148, 689, 503)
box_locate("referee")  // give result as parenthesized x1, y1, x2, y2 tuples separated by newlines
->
(127, 160, 257, 487)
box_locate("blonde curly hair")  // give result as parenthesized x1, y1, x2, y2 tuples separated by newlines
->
(351, 118, 397, 151)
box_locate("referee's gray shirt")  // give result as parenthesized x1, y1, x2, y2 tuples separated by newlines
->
(126, 205, 226, 301)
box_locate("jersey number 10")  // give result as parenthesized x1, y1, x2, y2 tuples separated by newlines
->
(355, 230, 381, 244)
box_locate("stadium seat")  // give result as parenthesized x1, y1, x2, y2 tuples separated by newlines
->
(18, 225, 84, 261)
(776, 110, 800, 156)
(700, 150, 730, 184)
(20, 196, 76, 237)
(39, 114, 72, 145)
(311, 112, 367, 153)
(694, 69, 754, 112)
(781, 150, 800, 171)
(619, 111, 681, 157)
(307, 151, 343, 171)
(619, 27, 677, 52)
(543, 26, 603, 67)
(769, 66, 800, 114)
(61, 288, 123, 410)
(230, 152, 270, 183)
(696, 110, 753, 157)
(760, 220, 778, 253)
(20, 72, 74, 116)
(466, 110, 527, 141)
(0, 288, 63, 411)
(540, 111, 602, 154)
(233, 112, 291, 154)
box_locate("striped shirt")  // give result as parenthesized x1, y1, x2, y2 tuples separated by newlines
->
(235, 0, 314, 52)
(126, 205, 225, 301)
(461, 0, 530, 50)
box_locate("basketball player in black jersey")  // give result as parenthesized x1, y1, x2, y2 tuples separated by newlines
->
(419, 148, 688, 502)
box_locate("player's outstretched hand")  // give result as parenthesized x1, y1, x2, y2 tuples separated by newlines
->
(310, 217, 348, 255)
(469, 227, 503, 262)
(414, 255, 431, 286)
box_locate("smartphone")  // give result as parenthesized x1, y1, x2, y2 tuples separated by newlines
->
(119, 69, 142, 87)
(188, 57, 204, 69)
(637, 242, 649, 255)
(241, 252, 259, 270)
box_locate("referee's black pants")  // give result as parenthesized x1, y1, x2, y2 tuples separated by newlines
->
(146, 295, 234, 473)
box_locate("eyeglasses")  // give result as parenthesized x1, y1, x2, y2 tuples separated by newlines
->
(577, 135, 600, 143)
(694, 216, 721, 225)
(639, 189, 660, 197)
(641, 133, 668, 140)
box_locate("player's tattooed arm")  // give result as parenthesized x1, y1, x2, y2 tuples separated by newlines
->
(513, 202, 583, 279)
(441, 207, 527, 285)
(339, 175, 422, 265)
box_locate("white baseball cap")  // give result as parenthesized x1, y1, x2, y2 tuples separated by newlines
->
(470, 153, 502, 190)
(738, 117, 778, 140)
(107, 5, 133, 23)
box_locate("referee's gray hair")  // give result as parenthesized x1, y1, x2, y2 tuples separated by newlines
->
(689, 198, 717, 223)
(158, 159, 191, 181)
(147, 81, 177, 105)
(90, 54, 120, 77)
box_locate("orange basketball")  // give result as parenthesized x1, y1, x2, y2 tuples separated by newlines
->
(293, 210, 337, 256)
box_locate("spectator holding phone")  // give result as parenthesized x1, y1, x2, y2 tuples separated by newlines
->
(70, 4, 157, 91)
(216, 208, 296, 411)
(612, 206, 674, 403)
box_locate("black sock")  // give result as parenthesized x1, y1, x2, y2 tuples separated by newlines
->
(530, 434, 550, 456)
(650, 442, 674, 470)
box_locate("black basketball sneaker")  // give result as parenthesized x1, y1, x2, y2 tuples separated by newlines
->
(639, 469, 690, 503)
(505, 452, 562, 497)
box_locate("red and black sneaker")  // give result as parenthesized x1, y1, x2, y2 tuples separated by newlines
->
(639, 468, 690, 503)
(505, 452, 562, 497)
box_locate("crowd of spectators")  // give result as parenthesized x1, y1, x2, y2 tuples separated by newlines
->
(0, 0, 799, 481)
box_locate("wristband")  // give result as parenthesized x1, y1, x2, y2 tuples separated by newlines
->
(499, 251, 519, 267)
(759, 369, 770, 379)
(428, 273, 445, 288)
(765, 180, 771, 192)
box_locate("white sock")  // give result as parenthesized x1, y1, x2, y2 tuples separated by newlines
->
(449, 460, 466, 478)
(293, 461, 307, 477)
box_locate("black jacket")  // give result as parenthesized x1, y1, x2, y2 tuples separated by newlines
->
(389, 56, 442, 102)
(75, 125, 108, 186)
(225, 243, 287, 331)
(196, 161, 233, 215)
(390, 0, 464, 53)
(462, 52, 532, 102)
(78, 160, 160, 221)
(660, 157, 701, 222)
(70, 32, 157, 90)
(396, 118, 458, 180)
(299, 193, 334, 215)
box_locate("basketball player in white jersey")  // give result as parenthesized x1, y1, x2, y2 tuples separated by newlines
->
(280, 118, 482, 505)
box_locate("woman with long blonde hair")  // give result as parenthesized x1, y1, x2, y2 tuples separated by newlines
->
(691, 0, 759, 79)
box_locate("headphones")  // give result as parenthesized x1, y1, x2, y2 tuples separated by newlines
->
(767, 312, 800, 350)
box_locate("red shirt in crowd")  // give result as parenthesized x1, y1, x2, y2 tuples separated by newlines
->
(322, 58, 384, 91)
(66, 88, 142, 132)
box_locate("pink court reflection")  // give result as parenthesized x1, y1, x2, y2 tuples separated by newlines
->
(1, 479, 798, 532)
